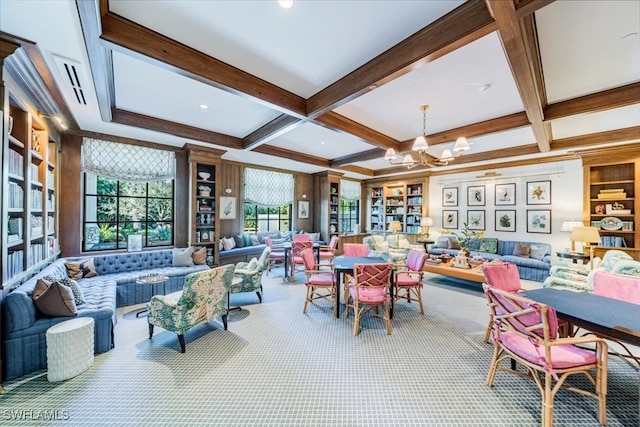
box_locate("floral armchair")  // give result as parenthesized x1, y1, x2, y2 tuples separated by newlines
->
(232, 247, 271, 303)
(363, 235, 424, 266)
(147, 264, 234, 353)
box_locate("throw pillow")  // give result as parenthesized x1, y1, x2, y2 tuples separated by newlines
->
(529, 245, 547, 260)
(448, 239, 461, 250)
(308, 232, 321, 242)
(611, 259, 640, 276)
(233, 234, 245, 248)
(222, 237, 236, 251)
(192, 247, 207, 265)
(43, 275, 85, 305)
(480, 238, 499, 254)
(249, 234, 260, 246)
(375, 242, 389, 252)
(436, 236, 450, 249)
(398, 238, 411, 249)
(172, 247, 194, 267)
(33, 278, 78, 316)
(219, 240, 224, 252)
(513, 244, 531, 258)
(242, 233, 252, 247)
(65, 258, 98, 280)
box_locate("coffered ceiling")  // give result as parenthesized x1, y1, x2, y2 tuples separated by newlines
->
(1, 0, 638, 179)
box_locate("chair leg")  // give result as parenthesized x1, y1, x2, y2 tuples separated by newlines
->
(256, 290, 262, 303)
(384, 301, 392, 335)
(353, 302, 360, 336)
(222, 313, 228, 330)
(486, 346, 501, 387)
(542, 372, 553, 427)
(178, 334, 186, 353)
(483, 315, 494, 343)
(415, 286, 424, 315)
(148, 323, 154, 339)
(303, 286, 312, 313)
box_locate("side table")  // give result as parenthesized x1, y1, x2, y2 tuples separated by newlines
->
(416, 239, 435, 252)
(46, 317, 94, 382)
(556, 251, 590, 264)
(136, 274, 169, 317)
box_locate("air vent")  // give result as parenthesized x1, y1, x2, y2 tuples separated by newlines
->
(53, 55, 88, 106)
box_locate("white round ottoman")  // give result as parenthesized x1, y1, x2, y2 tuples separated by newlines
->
(46, 317, 94, 382)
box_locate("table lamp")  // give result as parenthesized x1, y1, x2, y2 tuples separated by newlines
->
(561, 220, 584, 252)
(420, 217, 434, 239)
(570, 226, 600, 267)
(389, 220, 402, 248)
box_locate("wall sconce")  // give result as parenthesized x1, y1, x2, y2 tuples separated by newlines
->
(224, 188, 232, 195)
(302, 193, 307, 199)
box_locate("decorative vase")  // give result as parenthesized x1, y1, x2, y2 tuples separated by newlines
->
(199, 191, 210, 197)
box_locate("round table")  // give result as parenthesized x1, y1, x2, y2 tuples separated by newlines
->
(556, 251, 590, 264)
(136, 274, 168, 317)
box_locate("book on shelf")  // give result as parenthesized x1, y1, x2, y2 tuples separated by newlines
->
(599, 188, 624, 193)
(597, 192, 626, 199)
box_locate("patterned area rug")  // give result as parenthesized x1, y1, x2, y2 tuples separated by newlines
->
(1, 268, 638, 426)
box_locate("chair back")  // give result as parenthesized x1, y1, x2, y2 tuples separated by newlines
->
(179, 264, 234, 322)
(405, 250, 427, 272)
(293, 234, 310, 242)
(353, 263, 393, 291)
(483, 285, 558, 342)
(344, 243, 369, 257)
(482, 262, 521, 293)
(257, 247, 271, 271)
(292, 241, 313, 258)
(265, 236, 274, 249)
(301, 248, 316, 270)
(328, 235, 340, 250)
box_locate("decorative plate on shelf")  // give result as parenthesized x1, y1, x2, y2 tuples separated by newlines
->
(600, 217, 623, 230)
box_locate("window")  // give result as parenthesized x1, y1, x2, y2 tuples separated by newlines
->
(339, 199, 359, 234)
(243, 204, 291, 233)
(83, 173, 174, 251)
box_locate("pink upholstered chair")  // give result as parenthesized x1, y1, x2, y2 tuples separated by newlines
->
(394, 250, 428, 314)
(484, 285, 608, 427)
(481, 261, 522, 342)
(343, 243, 369, 257)
(319, 235, 340, 264)
(292, 233, 310, 242)
(290, 241, 313, 279)
(264, 236, 285, 276)
(301, 248, 335, 314)
(346, 263, 393, 336)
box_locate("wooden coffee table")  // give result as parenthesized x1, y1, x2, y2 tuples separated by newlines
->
(422, 262, 485, 283)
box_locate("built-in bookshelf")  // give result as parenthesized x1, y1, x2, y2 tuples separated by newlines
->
(313, 171, 343, 243)
(2, 100, 59, 286)
(368, 180, 425, 234)
(370, 186, 384, 231)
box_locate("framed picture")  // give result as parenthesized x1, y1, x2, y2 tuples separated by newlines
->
(526, 180, 551, 205)
(298, 200, 309, 219)
(467, 210, 485, 230)
(442, 187, 458, 206)
(495, 209, 516, 232)
(220, 196, 236, 220)
(442, 210, 458, 229)
(527, 209, 551, 234)
(495, 183, 516, 205)
(127, 234, 143, 252)
(467, 185, 485, 206)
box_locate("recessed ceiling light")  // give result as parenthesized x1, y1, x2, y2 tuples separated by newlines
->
(278, 0, 293, 9)
(199, 104, 209, 109)
(479, 84, 491, 92)
(320, 140, 325, 145)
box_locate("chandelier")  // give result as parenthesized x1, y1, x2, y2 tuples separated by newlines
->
(384, 105, 470, 168)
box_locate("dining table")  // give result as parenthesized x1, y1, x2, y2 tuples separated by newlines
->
(524, 288, 640, 348)
(332, 256, 394, 319)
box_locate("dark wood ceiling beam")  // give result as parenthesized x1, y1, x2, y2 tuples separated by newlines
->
(544, 82, 640, 121)
(339, 165, 375, 177)
(307, 0, 496, 117)
(552, 126, 640, 150)
(0, 35, 22, 62)
(76, 0, 115, 123)
(99, 11, 307, 117)
(111, 108, 243, 149)
(514, 0, 555, 18)
(487, 0, 550, 152)
(242, 115, 303, 150)
(315, 112, 401, 151)
(399, 111, 530, 147)
(253, 145, 332, 168)
(331, 148, 386, 167)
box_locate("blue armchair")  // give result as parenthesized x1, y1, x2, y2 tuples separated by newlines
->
(147, 264, 234, 353)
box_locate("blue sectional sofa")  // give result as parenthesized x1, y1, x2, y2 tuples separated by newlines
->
(428, 236, 552, 282)
(218, 230, 324, 264)
(3, 249, 209, 380)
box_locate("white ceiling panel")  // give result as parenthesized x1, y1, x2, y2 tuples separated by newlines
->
(334, 32, 524, 142)
(551, 104, 640, 140)
(537, 1, 640, 103)
(267, 122, 376, 158)
(109, 0, 464, 97)
(113, 52, 280, 137)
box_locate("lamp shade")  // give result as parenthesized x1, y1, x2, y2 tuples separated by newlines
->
(420, 217, 434, 227)
(439, 149, 454, 162)
(453, 137, 470, 153)
(389, 221, 402, 232)
(561, 220, 583, 232)
(412, 136, 428, 151)
(570, 227, 600, 243)
(384, 148, 398, 160)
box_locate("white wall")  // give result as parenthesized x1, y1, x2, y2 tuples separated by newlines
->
(427, 159, 584, 260)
